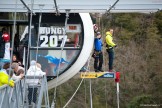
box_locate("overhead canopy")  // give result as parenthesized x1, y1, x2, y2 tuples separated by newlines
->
(0, 0, 162, 13)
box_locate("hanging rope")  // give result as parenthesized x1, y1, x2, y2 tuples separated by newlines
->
(63, 54, 92, 108)
(63, 78, 84, 108)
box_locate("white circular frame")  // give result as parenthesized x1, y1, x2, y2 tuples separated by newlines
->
(48, 13, 94, 89)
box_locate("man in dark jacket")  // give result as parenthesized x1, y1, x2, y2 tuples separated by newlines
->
(0, 28, 6, 58)
(0, 28, 7, 69)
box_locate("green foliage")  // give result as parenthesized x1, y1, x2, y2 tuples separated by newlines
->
(48, 12, 162, 108)
(128, 95, 158, 108)
(155, 11, 162, 34)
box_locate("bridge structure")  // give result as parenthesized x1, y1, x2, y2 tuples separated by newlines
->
(0, 0, 162, 108)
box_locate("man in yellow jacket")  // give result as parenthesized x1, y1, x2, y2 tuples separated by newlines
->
(105, 29, 117, 72)
(0, 69, 14, 87)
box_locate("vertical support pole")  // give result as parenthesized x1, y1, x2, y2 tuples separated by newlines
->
(116, 82, 119, 108)
(23, 47, 26, 66)
(14, 85, 19, 108)
(89, 79, 93, 108)
(115, 72, 120, 108)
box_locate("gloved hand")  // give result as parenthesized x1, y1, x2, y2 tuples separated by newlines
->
(9, 80, 15, 87)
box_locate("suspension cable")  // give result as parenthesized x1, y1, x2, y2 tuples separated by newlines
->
(25, 0, 34, 75)
(30, 5, 44, 105)
(7, 0, 18, 108)
(35, 5, 43, 63)
(53, 0, 59, 15)
(23, 0, 34, 107)
(51, 10, 70, 108)
(106, 0, 119, 13)
(20, 0, 31, 12)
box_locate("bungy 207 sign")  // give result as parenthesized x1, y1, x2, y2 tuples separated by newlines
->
(39, 26, 67, 47)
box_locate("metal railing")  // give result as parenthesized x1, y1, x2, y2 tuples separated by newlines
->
(23, 75, 50, 108)
(0, 75, 49, 108)
(0, 79, 24, 108)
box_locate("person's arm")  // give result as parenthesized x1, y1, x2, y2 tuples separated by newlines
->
(8, 80, 14, 87)
(39, 69, 46, 76)
(1, 75, 14, 87)
(106, 35, 116, 47)
(95, 38, 102, 51)
(12, 73, 22, 80)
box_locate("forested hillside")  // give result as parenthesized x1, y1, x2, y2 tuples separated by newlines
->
(49, 11, 162, 108)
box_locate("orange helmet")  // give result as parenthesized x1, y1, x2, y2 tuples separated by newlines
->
(2, 33, 10, 42)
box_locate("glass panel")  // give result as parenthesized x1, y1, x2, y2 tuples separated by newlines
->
(30, 24, 82, 48)
(30, 49, 80, 76)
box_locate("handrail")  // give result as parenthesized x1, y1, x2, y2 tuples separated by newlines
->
(0, 75, 49, 108)
(24, 75, 50, 108)
(0, 78, 24, 108)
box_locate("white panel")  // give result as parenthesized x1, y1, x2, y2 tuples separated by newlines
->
(47, 13, 94, 89)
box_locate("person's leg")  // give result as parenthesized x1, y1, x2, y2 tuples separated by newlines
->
(32, 88, 38, 104)
(28, 88, 32, 105)
(94, 56, 99, 72)
(98, 52, 103, 71)
(108, 49, 114, 71)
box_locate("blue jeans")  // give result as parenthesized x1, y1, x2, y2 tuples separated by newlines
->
(107, 48, 114, 70)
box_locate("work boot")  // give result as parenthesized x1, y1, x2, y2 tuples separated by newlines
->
(95, 69, 99, 72)
(109, 69, 116, 72)
(98, 69, 104, 72)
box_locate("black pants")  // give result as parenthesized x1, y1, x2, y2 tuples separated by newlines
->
(94, 51, 103, 70)
(28, 87, 38, 105)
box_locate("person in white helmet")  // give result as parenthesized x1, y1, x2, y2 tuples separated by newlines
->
(26, 60, 46, 105)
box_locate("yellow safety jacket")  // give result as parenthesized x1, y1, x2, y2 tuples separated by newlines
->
(0, 70, 14, 87)
(105, 32, 116, 49)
